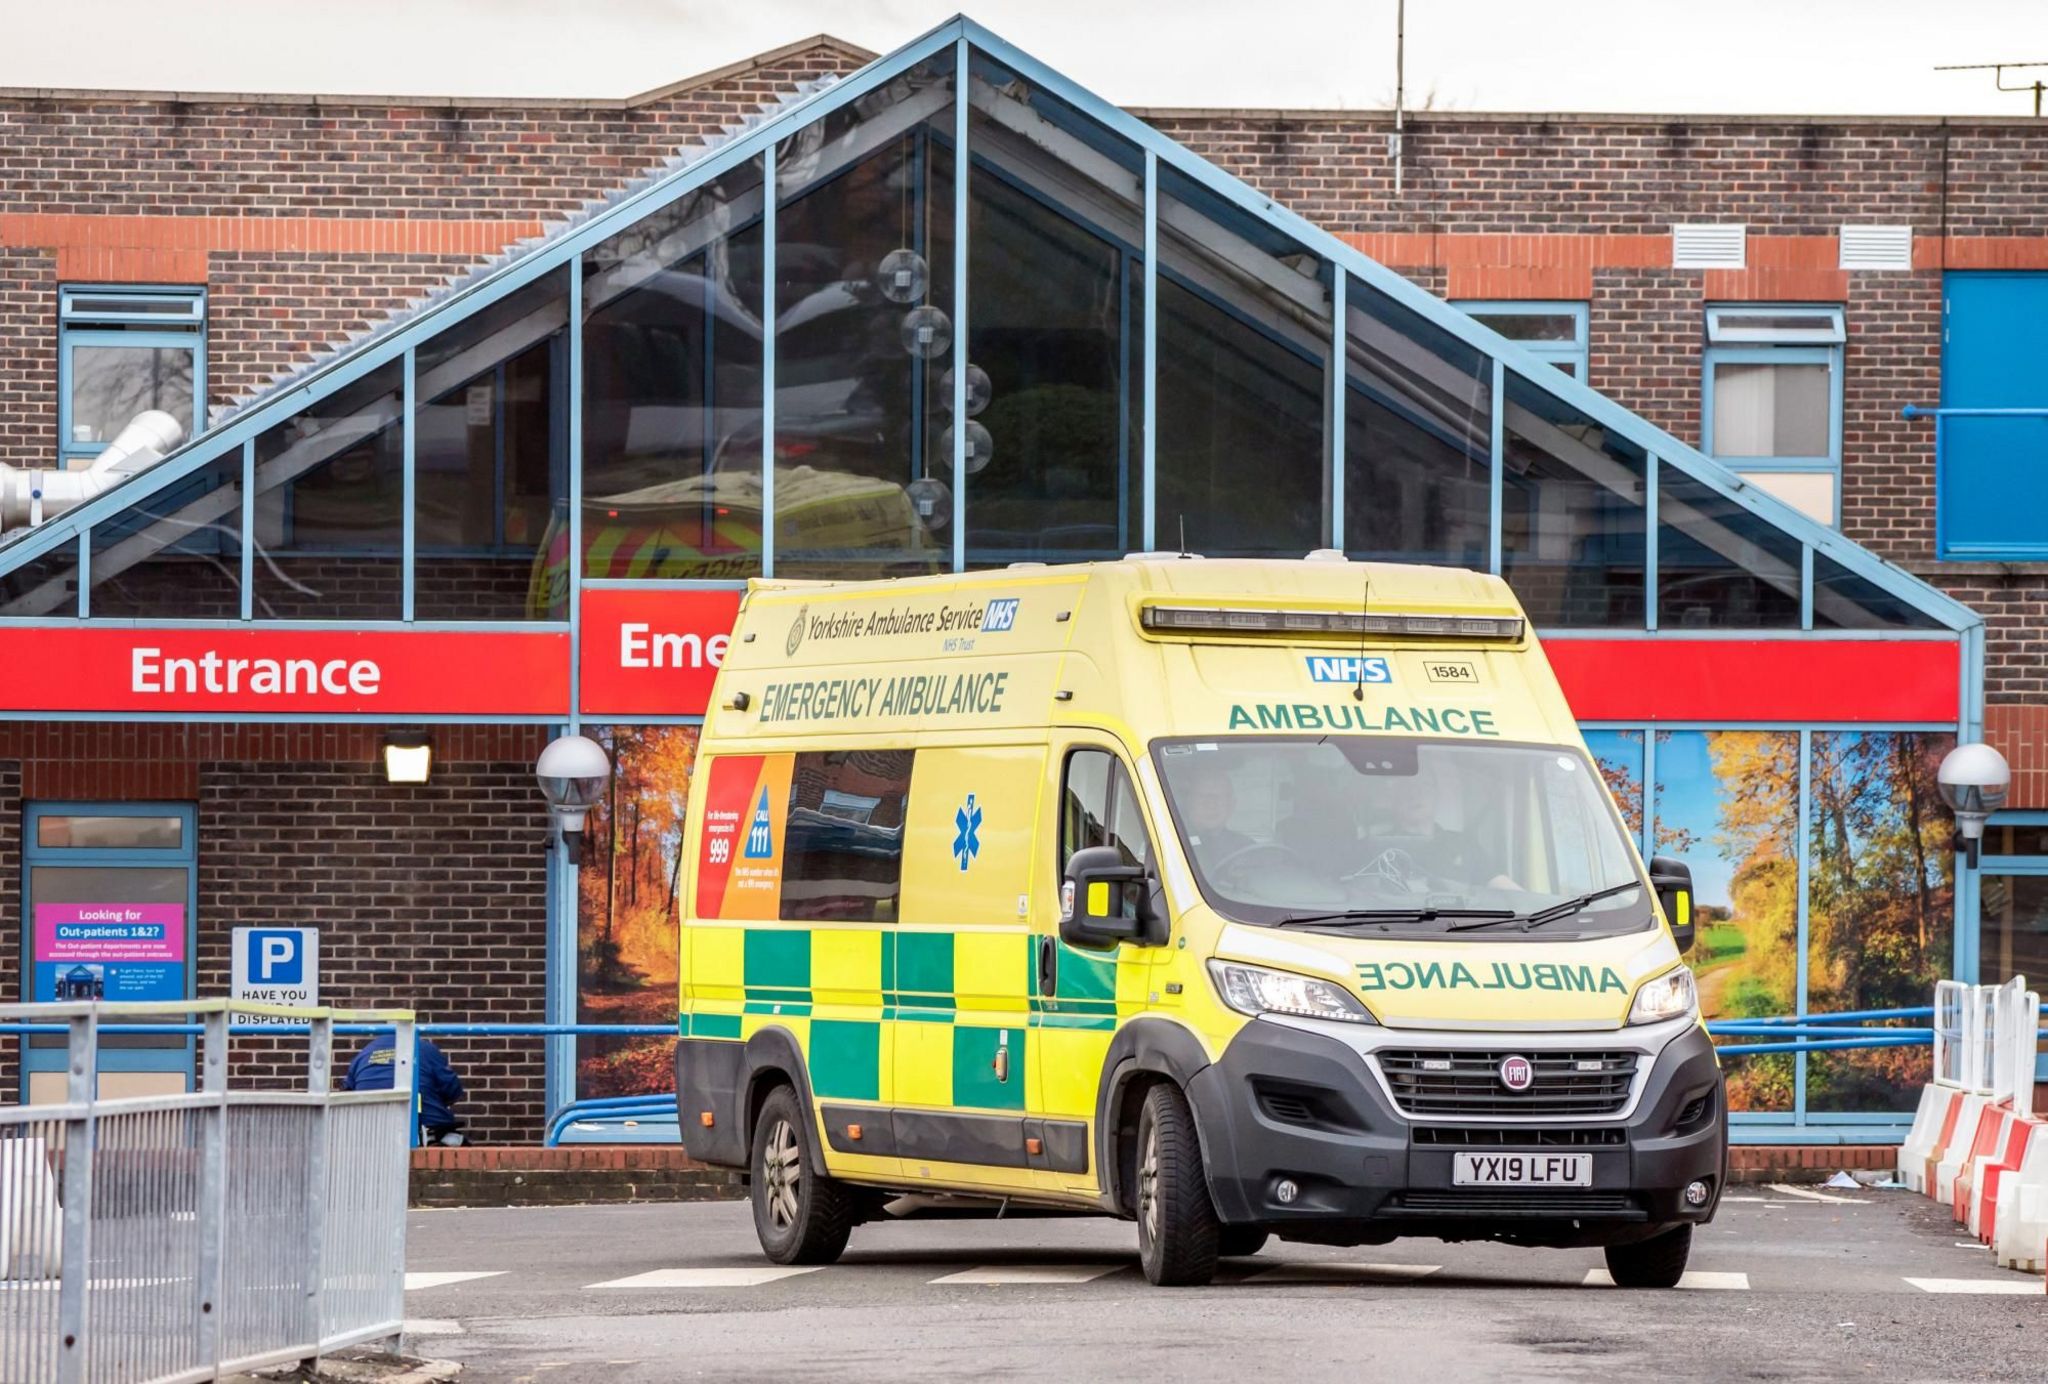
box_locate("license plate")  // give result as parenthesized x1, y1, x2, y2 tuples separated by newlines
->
(1452, 1152, 1592, 1187)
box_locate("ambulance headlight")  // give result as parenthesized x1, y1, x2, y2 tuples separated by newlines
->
(1627, 967, 1698, 1026)
(1209, 961, 1377, 1025)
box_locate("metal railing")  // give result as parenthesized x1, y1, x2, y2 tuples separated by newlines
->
(0, 999, 414, 1384)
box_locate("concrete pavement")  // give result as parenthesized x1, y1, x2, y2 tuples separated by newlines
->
(399, 1188, 2044, 1382)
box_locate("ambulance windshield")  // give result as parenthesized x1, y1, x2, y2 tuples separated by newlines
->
(1153, 737, 1648, 936)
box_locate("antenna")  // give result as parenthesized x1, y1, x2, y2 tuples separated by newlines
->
(1934, 60, 2048, 117)
(1178, 515, 1188, 557)
(1353, 574, 1372, 703)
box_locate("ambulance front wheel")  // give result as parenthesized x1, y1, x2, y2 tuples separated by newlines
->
(750, 1085, 854, 1266)
(1134, 1083, 1222, 1286)
(1602, 1223, 1692, 1288)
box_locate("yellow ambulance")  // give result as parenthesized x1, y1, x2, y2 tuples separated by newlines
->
(675, 555, 1724, 1287)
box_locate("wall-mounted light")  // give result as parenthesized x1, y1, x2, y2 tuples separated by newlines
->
(535, 733, 611, 863)
(383, 729, 434, 784)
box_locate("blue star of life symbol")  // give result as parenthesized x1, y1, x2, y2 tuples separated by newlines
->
(744, 787, 774, 859)
(952, 794, 983, 872)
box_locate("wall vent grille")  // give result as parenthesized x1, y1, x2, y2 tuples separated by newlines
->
(1673, 223, 1746, 270)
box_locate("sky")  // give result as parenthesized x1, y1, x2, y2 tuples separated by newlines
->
(3, 0, 2044, 115)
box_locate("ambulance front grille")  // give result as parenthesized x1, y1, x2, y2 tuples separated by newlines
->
(1378, 1050, 1637, 1118)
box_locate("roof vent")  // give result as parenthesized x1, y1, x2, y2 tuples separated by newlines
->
(1673, 224, 1746, 270)
(1839, 224, 1913, 271)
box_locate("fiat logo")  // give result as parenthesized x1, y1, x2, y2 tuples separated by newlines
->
(1498, 1055, 1534, 1092)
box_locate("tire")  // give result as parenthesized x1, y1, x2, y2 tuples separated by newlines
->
(1602, 1224, 1692, 1288)
(1215, 1226, 1269, 1258)
(1134, 1083, 1221, 1286)
(749, 1085, 854, 1266)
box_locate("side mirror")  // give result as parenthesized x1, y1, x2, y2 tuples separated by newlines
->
(1648, 856, 1695, 954)
(1060, 845, 1155, 950)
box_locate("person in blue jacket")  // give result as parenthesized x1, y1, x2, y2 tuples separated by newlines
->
(344, 1033, 467, 1145)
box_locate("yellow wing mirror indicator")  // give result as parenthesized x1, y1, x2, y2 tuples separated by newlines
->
(1060, 845, 1159, 950)
(1648, 856, 1696, 954)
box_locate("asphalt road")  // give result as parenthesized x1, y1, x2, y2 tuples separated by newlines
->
(401, 1187, 2044, 1383)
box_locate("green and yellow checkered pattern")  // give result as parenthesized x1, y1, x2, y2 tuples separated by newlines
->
(681, 924, 1136, 1113)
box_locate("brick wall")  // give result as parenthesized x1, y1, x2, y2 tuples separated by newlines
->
(0, 723, 555, 1141)
(0, 36, 869, 458)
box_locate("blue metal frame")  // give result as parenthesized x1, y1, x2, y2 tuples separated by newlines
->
(1702, 305, 1845, 527)
(0, 17, 1975, 641)
(1452, 300, 1588, 378)
(56, 285, 207, 469)
(19, 801, 199, 1098)
(1583, 718, 1969, 1133)
(1907, 404, 2048, 562)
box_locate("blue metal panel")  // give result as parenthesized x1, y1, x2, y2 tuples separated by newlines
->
(567, 257, 584, 732)
(1643, 454, 1659, 632)
(1328, 271, 1346, 549)
(401, 347, 417, 622)
(1938, 272, 2048, 560)
(1794, 729, 1811, 1121)
(761, 145, 778, 579)
(1141, 149, 1157, 551)
(239, 439, 255, 621)
(1486, 358, 1504, 574)
(1799, 545, 1814, 631)
(952, 37, 970, 571)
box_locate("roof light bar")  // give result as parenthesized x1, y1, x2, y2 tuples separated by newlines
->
(1139, 606, 1525, 641)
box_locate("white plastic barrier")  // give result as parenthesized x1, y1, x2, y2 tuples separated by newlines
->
(1968, 1109, 2037, 1240)
(1993, 1123, 2048, 1272)
(1899, 1083, 1956, 1186)
(1934, 1092, 1995, 1205)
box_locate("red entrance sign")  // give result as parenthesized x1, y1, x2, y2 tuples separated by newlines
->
(0, 627, 570, 715)
(578, 588, 743, 718)
(1546, 637, 1961, 723)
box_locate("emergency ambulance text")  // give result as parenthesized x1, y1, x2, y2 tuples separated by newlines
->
(1356, 960, 1630, 994)
(759, 670, 1010, 723)
(1226, 702, 1499, 735)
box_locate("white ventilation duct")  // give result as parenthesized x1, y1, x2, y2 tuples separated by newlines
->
(0, 411, 184, 532)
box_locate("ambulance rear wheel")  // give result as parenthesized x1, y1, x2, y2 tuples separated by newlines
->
(1134, 1083, 1221, 1286)
(1602, 1224, 1691, 1288)
(750, 1086, 853, 1266)
(1216, 1227, 1269, 1258)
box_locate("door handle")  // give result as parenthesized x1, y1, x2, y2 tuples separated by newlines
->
(1036, 935, 1057, 1000)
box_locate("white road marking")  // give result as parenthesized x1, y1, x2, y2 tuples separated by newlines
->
(403, 1319, 465, 1336)
(932, 1264, 1127, 1284)
(1765, 1183, 1859, 1204)
(405, 1271, 507, 1291)
(589, 1266, 824, 1288)
(1720, 1195, 1769, 1203)
(1582, 1270, 1750, 1290)
(1248, 1262, 1441, 1284)
(1904, 1277, 2044, 1294)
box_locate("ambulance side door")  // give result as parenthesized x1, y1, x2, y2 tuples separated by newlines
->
(888, 741, 1045, 1195)
(1030, 738, 1161, 1197)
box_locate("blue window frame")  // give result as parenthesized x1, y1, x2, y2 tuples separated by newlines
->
(57, 285, 207, 470)
(1702, 305, 1843, 527)
(1454, 301, 1588, 378)
(1978, 811, 2048, 1081)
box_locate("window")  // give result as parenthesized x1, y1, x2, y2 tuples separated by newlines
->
(1455, 301, 1589, 378)
(779, 750, 912, 922)
(1060, 749, 1153, 920)
(58, 286, 206, 470)
(1703, 305, 1843, 526)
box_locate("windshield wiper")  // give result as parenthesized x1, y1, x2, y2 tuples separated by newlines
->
(1444, 880, 1645, 934)
(1274, 907, 1517, 930)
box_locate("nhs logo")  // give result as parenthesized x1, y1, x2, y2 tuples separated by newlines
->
(1306, 655, 1392, 685)
(981, 599, 1020, 632)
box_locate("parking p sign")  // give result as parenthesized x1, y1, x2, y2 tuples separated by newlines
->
(231, 927, 319, 1023)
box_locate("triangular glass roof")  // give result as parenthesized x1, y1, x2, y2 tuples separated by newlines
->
(0, 14, 1978, 638)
